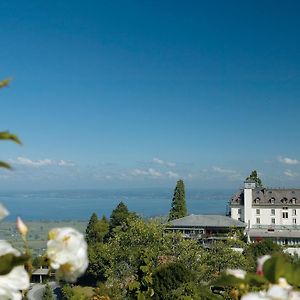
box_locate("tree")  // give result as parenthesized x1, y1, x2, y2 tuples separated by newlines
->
(246, 170, 263, 187)
(152, 262, 195, 300)
(168, 179, 187, 221)
(109, 202, 132, 234)
(86, 212, 98, 244)
(42, 283, 54, 300)
(243, 239, 283, 271)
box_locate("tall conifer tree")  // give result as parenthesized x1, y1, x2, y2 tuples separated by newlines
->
(86, 212, 98, 244)
(168, 179, 187, 221)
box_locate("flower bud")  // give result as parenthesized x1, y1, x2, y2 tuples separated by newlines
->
(16, 217, 28, 237)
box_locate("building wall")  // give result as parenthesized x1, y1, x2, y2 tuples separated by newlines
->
(251, 207, 300, 227)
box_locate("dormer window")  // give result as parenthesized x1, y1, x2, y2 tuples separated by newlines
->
(270, 197, 275, 204)
(291, 198, 297, 204)
(254, 197, 260, 204)
(281, 197, 288, 204)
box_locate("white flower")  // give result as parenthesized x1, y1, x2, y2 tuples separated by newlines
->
(241, 292, 269, 300)
(47, 227, 88, 282)
(0, 204, 9, 220)
(226, 268, 246, 279)
(0, 240, 29, 300)
(267, 285, 290, 299)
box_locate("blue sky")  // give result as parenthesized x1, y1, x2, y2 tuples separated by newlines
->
(1, 0, 300, 190)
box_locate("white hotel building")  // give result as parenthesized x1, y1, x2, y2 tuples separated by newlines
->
(230, 180, 300, 245)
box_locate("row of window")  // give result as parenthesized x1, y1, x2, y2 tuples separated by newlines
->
(255, 208, 297, 216)
(256, 217, 297, 224)
(237, 208, 297, 216)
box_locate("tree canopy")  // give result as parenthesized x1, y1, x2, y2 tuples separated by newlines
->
(168, 179, 187, 221)
(246, 170, 263, 187)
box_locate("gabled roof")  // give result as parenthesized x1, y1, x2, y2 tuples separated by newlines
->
(230, 188, 300, 206)
(168, 214, 246, 228)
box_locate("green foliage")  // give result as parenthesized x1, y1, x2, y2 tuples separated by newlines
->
(0, 79, 22, 169)
(152, 262, 195, 300)
(32, 255, 48, 269)
(42, 283, 54, 300)
(203, 242, 251, 281)
(87, 242, 110, 283)
(246, 170, 263, 187)
(168, 179, 187, 221)
(62, 284, 94, 300)
(0, 253, 30, 276)
(86, 213, 109, 244)
(243, 239, 283, 271)
(86, 213, 98, 244)
(209, 254, 300, 299)
(109, 202, 130, 231)
(126, 252, 154, 300)
(91, 217, 207, 299)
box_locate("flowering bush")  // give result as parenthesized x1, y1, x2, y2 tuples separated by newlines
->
(0, 204, 88, 298)
(211, 253, 300, 299)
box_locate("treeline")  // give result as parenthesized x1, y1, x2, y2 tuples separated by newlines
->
(60, 199, 288, 300)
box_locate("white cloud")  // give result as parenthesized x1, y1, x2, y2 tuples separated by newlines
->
(153, 157, 176, 167)
(11, 157, 53, 167)
(9, 157, 75, 168)
(212, 166, 237, 174)
(284, 169, 298, 178)
(132, 168, 162, 177)
(278, 156, 300, 165)
(153, 157, 164, 164)
(166, 171, 179, 178)
(57, 160, 75, 167)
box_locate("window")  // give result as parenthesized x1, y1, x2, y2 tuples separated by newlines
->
(283, 212, 288, 219)
(293, 209, 297, 216)
(271, 209, 275, 215)
(270, 198, 275, 204)
(271, 218, 276, 224)
(256, 209, 260, 215)
(293, 218, 297, 225)
(238, 208, 241, 214)
(254, 198, 260, 204)
(283, 206, 288, 210)
(292, 198, 297, 204)
(256, 218, 260, 224)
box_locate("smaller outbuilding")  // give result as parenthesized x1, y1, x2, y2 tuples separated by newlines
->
(166, 214, 246, 244)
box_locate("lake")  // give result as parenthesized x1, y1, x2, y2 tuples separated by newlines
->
(0, 188, 235, 221)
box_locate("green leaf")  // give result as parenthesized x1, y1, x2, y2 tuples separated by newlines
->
(0, 131, 22, 145)
(263, 255, 289, 283)
(128, 281, 140, 291)
(0, 253, 30, 275)
(286, 265, 300, 287)
(0, 161, 12, 169)
(0, 78, 10, 88)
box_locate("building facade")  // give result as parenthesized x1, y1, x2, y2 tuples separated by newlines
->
(230, 180, 300, 245)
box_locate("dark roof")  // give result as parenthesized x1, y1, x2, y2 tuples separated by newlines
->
(230, 188, 300, 206)
(168, 214, 246, 228)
